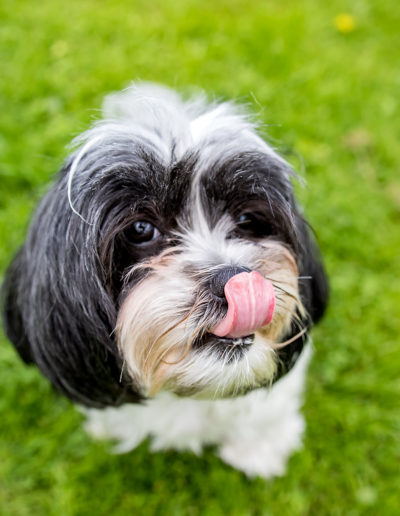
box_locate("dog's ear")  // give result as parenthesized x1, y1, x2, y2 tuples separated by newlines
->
(273, 203, 328, 381)
(1, 250, 33, 364)
(295, 214, 329, 325)
(1, 172, 141, 408)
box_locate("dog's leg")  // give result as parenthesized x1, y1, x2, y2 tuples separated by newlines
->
(217, 344, 312, 478)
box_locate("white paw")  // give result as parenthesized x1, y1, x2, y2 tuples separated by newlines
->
(218, 413, 305, 478)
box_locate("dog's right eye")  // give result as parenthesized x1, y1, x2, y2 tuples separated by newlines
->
(235, 212, 274, 239)
(125, 221, 161, 245)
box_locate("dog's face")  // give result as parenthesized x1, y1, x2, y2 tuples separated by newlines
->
(113, 152, 305, 399)
(2, 84, 328, 407)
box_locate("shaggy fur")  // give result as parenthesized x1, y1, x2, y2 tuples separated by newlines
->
(1, 83, 327, 477)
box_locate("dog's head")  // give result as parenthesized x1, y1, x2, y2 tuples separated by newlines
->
(2, 84, 328, 407)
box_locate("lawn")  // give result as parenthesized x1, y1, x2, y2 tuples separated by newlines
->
(1, 0, 399, 514)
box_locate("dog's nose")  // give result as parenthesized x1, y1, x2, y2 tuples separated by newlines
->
(210, 266, 251, 299)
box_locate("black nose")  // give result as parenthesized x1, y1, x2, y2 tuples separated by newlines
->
(210, 266, 251, 299)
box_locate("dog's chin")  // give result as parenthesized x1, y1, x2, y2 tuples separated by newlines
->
(199, 333, 256, 362)
(124, 329, 279, 400)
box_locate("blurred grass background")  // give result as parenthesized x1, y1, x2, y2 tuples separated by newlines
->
(1, 0, 399, 514)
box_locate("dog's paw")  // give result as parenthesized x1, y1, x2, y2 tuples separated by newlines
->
(218, 412, 305, 478)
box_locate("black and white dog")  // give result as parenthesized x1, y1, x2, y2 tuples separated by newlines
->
(2, 83, 327, 477)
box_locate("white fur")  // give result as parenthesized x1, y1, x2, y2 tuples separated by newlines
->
(102, 82, 280, 161)
(67, 83, 288, 217)
(83, 343, 311, 478)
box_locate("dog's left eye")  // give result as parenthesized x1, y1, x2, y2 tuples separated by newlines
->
(126, 221, 161, 245)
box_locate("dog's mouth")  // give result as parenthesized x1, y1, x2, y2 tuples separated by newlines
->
(187, 269, 273, 362)
(195, 332, 255, 362)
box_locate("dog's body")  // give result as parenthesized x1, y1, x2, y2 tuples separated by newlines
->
(84, 343, 311, 478)
(2, 84, 327, 477)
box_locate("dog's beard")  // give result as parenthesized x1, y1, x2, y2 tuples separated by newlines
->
(117, 237, 304, 399)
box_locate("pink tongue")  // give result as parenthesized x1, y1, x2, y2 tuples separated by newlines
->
(211, 271, 275, 339)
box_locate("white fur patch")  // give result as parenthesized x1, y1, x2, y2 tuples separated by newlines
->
(83, 343, 312, 478)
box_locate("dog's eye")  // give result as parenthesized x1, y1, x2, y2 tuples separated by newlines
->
(237, 213, 256, 226)
(237, 213, 260, 230)
(126, 221, 161, 245)
(236, 213, 272, 238)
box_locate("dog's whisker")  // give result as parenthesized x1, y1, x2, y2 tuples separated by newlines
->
(271, 326, 309, 349)
(271, 284, 299, 302)
(159, 305, 210, 367)
(149, 300, 203, 367)
(119, 359, 126, 383)
(143, 318, 183, 365)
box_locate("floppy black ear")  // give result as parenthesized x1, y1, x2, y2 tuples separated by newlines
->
(273, 210, 328, 381)
(1, 170, 142, 408)
(1, 249, 33, 364)
(296, 217, 329, 326)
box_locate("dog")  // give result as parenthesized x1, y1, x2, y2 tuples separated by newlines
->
(1, 83, 328, 478)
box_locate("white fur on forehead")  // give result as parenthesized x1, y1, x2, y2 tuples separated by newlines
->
(100, 82, 283, 162)
(67, 83, 291, 223)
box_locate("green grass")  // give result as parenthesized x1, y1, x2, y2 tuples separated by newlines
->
(1, 0, 399, 514)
